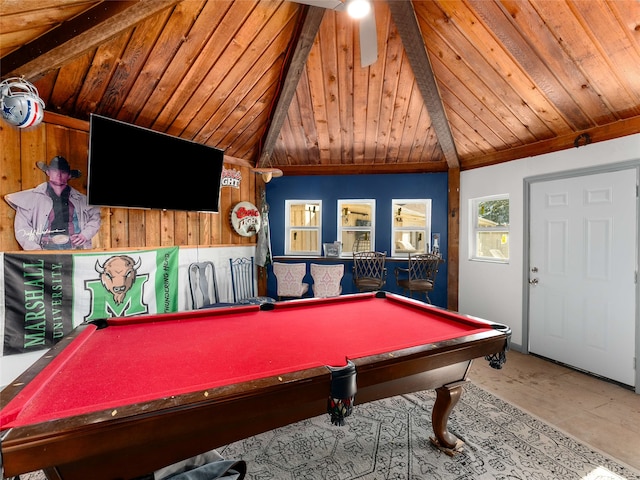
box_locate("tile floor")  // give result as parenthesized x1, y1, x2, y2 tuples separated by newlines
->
(469, 350, 640, 471)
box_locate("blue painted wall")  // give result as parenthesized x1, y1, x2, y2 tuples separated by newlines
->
(264, 173, 449, 307)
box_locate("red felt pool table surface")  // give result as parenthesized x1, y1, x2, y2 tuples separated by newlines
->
(0, 292, 510, 480)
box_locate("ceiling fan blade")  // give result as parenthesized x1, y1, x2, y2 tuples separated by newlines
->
(289, 0, 346, 11)
(359, 7, 377, 67)
(289, 0, 377, 66)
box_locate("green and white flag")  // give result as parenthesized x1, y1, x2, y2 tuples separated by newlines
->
(2, 247, 179, 355)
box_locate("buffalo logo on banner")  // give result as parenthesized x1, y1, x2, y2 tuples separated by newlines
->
(2, 247, 178, 355)
(87, 255, 148, 319)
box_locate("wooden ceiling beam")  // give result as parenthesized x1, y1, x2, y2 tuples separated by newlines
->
(2, 0, 180, 81)
(388, 1, 460, 169)
(257, 5, 326, 169)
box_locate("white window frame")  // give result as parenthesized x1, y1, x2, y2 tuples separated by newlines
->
(285, 200, 322, 256)
(337, 199, 375, 256)
(469, 194, 510, 263)
(391, 199, 432, 257)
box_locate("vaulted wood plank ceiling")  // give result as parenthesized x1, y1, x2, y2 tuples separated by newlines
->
(2, 0, 639, 176)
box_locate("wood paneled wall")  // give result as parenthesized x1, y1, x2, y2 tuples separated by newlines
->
(0, 113, 260, 252)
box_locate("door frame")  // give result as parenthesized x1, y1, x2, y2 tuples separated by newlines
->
(522, 160, 640, 392)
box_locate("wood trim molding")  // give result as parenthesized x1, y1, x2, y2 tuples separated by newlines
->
(462, 117, 640, 170)
(43, 111, 89, 131)
(278, 161, 449, 176)
(447, 168, 460, 312)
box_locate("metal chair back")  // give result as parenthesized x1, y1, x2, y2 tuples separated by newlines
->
(394, 253, 442, 303)
(352, 251, 387, 292)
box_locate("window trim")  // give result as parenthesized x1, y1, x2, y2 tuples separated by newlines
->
(337, 199, 376, 256)
(391, 199, 432, 257)
(284, 200, 322, 256)
(469, 194, 510, 263)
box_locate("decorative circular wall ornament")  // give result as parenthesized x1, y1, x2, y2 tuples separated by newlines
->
(230, 201, 261, 237)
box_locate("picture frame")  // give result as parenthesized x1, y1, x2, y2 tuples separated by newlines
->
(323, 242, 341, 257)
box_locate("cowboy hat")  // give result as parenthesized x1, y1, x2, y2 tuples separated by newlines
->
(36, 156, 81, 178)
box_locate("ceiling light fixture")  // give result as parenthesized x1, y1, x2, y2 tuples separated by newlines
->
(346, 0, 371, 19)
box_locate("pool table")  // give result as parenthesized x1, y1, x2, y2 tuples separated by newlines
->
(0, 292, 510, 480)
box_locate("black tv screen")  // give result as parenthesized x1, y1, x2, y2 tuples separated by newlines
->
(88, 114, 224, 212)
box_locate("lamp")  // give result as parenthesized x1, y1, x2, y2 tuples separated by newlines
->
(346, 0, 371, 19)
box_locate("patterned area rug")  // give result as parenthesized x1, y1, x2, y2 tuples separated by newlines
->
(219, 383, 639, 480)
(15, 383, 640, 480)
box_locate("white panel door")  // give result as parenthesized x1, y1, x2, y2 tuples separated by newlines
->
(529, 169, 637, 386)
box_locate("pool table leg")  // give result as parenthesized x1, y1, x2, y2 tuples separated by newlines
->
(431, 380, 467, 451)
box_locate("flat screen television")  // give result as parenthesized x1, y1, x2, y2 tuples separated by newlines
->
(87, 114, 224, 212)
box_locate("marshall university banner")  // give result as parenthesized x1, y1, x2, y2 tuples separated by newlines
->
(2, 247, 179, 355)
